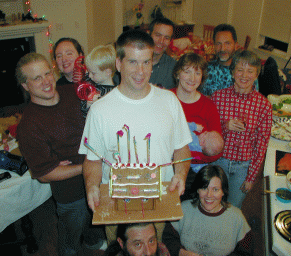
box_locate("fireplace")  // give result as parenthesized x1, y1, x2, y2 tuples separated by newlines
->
(0, 22, 48, 109)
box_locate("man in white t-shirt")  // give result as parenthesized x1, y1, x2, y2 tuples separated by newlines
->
(79, 29, 192, 212)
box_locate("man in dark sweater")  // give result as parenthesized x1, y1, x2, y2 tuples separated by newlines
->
(16, 53, 106, 256)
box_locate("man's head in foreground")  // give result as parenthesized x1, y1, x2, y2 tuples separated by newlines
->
(117, 222, 158, 256)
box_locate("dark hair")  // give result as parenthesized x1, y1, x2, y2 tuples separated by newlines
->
(191, 165, 230, 208)
(53, 37, 84, 59)
(104, 223, 156, 256)
(172, 53, 208, 86)
(117, 222, 156, 244)
(149, 17, 175, 36)
(213, 24, 237, 43)
(116, 30, 154, 61)
(230, 49, 262, 76)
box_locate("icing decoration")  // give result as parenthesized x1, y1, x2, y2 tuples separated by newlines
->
(127, 175, 141, 180)
(113, 152, 121, 164)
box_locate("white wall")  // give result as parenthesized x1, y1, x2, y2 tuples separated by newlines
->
(31, 0, 88, 58)
(0, 0, 23, 22)
(192, 0, 230, 38)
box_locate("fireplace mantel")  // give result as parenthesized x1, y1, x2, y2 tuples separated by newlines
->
(0, 21, 49, 40)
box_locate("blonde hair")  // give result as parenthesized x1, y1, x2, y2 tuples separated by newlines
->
(15, 53, 49, 84)
(85, 44, 116, 75)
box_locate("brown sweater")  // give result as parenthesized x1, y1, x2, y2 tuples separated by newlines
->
(17, 84, 86, 203)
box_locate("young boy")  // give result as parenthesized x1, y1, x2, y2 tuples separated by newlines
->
(80, 44, 117, 117)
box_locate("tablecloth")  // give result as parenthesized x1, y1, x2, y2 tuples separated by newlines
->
(0, 169, 52, 232)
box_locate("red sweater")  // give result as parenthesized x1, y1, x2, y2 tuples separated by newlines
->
(171, 88, 223, 163)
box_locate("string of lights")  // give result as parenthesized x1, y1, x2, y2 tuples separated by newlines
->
(24, 0, 53, 55)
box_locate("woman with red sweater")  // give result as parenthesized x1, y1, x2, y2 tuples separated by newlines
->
(171, 53, 224, 200)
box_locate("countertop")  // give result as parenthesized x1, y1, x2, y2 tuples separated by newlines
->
(264, 137, 291, 255)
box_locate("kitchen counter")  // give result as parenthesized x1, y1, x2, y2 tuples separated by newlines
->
(264, 137, 291, 256)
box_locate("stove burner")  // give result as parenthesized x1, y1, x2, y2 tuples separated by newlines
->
(274, 210, 291, 243)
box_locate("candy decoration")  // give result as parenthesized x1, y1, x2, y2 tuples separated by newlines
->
(84, 137, 112, 166)
(133, 136, 139, 163)
(77, 82, 99, 101)
(144, 133, 151, 164)
(123, 124, 131, 163)
(158, 157, 193, 168)
(73, 56, 86, 83)
(117, 130, 124, 153)
(131, 187, 139, 195)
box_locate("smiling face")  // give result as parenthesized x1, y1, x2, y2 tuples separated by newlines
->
(233, 61, 259, 94)
(116, 45, 153, 99)
(151, 24, 173, 58)
(21, 60, 58, 106)
(214, 31, 237, 66)
(178, 65, 203, 94)
(55, 41, 81, 81)
(198, 176, 224, 213)
(118, 224, 158, 256)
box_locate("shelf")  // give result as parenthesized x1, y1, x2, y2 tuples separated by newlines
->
(0, 21, 49, 40)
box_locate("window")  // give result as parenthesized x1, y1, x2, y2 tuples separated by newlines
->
(264, 37, 288, 52)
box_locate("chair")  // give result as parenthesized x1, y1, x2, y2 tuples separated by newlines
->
(244, 35, 251, 50)
(259, 56, 281, 97)
(203, 25, 215, 41)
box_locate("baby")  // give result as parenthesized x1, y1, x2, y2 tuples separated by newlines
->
(80, 44, 117, 117)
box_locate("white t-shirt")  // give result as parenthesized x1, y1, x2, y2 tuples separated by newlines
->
(79, 84, 192, 183)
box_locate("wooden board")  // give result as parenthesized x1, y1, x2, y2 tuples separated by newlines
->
(92, 182, 183, 225)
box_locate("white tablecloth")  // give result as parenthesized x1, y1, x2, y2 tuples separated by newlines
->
(0, 169, 52, 232)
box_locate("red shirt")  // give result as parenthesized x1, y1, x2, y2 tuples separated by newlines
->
(171, 88, 223, 164)
(211, 86, 272, 182)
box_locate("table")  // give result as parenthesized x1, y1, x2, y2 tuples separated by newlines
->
(0, 169, 52, 232)
(263, 137, 291, 256)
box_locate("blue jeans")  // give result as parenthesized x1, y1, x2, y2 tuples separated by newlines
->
(56, 198, 106, 256)
(213, 158, 251, 208)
